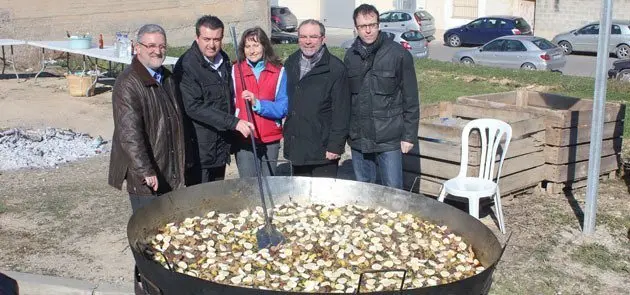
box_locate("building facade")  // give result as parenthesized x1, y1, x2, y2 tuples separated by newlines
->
(273, 0, 428, 29)
(534, 0, 630, 39)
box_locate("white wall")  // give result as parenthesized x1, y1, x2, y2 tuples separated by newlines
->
(360, 0, 397, 12)
(277, 0, 321, 20)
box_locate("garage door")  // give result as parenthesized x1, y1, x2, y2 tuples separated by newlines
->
(320, 0, 355, 29)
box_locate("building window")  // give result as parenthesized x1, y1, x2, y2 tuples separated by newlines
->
(453, 0, 478, 19)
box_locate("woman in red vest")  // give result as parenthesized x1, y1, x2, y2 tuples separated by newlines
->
(232, 27, 288, 177)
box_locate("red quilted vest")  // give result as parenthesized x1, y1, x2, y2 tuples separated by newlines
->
(233, 61, 283, 143)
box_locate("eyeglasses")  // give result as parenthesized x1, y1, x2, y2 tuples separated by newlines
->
(298, 35, 323, 40)
(356, 23, 379, 31)
(138, 42, 167, 51)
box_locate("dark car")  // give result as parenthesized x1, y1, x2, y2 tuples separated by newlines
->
(608, 59, 630, 82)
(444, 16, 533, 47)
(271, 22, 298, 44)
(271, 6, 298, 32)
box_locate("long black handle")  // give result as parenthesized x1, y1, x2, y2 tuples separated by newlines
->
(229, 26, 272, 228)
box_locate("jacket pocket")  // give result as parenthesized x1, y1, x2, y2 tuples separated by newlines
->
(201, 81, 224, 101)
(347, 69, 363, 94)
(374, 107, 403, 144)
(372, 70, 398, 95)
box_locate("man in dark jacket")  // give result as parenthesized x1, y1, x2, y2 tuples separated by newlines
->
(108, 24, 187, 212)
(344, 4, 420, 189)
(283, 19, 351, 178)
(174, 15, 253, 184)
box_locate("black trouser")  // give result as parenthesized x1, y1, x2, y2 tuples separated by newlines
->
(201, 166, 227, 183)
(292, 161, 339, 178)
(186, 165, 227, 185)
(128, 193, 159, 213)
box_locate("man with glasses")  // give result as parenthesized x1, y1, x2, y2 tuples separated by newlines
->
(108, 24, 189, 293)
(109, 24, 187, 212)
(282, 19, 351, 178)
(344, 4, 420, 189)
(174, 15, 254, 184)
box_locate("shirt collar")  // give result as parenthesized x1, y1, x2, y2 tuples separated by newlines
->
(204, 54, 224, 70)
(144, 66, 162, 83)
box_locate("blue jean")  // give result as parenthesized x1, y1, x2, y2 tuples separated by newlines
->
(351, 148, 403, 189)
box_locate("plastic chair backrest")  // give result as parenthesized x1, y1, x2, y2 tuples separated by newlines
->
(458, 119, 512, 183)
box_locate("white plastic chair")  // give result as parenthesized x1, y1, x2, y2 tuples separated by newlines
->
(437, 118, 512, 234)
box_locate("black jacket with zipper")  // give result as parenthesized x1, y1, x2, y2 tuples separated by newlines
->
(344, 32, 420, 153)
(173, 41, 238, 170)
(283, 46, 351, 166)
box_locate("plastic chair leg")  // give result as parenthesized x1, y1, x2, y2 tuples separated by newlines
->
(494, 190, 506, 234)
(437, 185, 446, 202)
(469, 198, 480, 219)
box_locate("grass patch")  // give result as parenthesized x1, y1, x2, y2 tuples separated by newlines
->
(597, 213, 630, 233)
(166, 44, 630, 137)
(531, 236, 560, 262)
(570, 243, 630, 274)
(0, 201, 7, 214)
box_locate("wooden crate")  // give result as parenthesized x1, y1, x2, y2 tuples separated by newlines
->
(456, 90, 625, 192)
(403, 102, 546, 197)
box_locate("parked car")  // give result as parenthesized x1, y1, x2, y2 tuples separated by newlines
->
(340, 28, 429, 59)
(551, 20, 630, 59)
(444, 16, 533, 47)
(271, 6, 298, 32)
(608, 59, 630, 82)
(270, 22, 298, 44)
(451, 35, 566, 71)
(379, 9, 436, 39)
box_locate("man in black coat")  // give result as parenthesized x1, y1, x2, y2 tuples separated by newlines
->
(283, 19, 351, 178)
(344, 4, 420, 189)
(174, 15, 253, 184)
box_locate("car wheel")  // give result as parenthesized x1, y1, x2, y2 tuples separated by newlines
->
(521, 63, 536, 70)
(448, 34, 461, 47)
(618, 69, 630, 82)
(558, 41, 573, 55)
(461, 57, 474, 65)
(616, 44, 630, 59)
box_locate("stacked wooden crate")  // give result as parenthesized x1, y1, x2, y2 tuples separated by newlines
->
(457, 90, 625, 194)
(403, 101, 546, 197)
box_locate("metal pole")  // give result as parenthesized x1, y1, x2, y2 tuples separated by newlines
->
(584, 0, 613, 234)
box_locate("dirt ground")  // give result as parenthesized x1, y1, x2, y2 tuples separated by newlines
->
(0, 77, 629, 294)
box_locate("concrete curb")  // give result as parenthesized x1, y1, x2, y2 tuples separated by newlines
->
(1, 270, 134, 295)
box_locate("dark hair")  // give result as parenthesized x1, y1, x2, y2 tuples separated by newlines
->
(297, 19, 325, 37)
(195, 15, 224, 37)
(238, 27, 282, 66)
(353, 4, 380, 25)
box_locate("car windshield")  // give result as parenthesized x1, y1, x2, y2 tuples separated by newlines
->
(514, 18, 531, 32)
(532, 38, 556, 50)
(402, 30, 425, 41)
(271, 23, 281, 33)
(415, 10, 433, 20)
(272, 7, 290, 15)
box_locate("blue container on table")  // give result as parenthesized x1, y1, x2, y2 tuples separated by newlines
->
(69, 36, 93, 49)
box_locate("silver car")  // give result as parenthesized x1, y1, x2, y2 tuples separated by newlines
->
(342, 28, 429, 59)
(551, 20, 630, 59)
(451, 35, 566, 71)
(379, 9, 436, 39)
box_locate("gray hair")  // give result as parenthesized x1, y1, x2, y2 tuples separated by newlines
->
(136, 24, 167, 43)
(297, 19, 325, 37)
